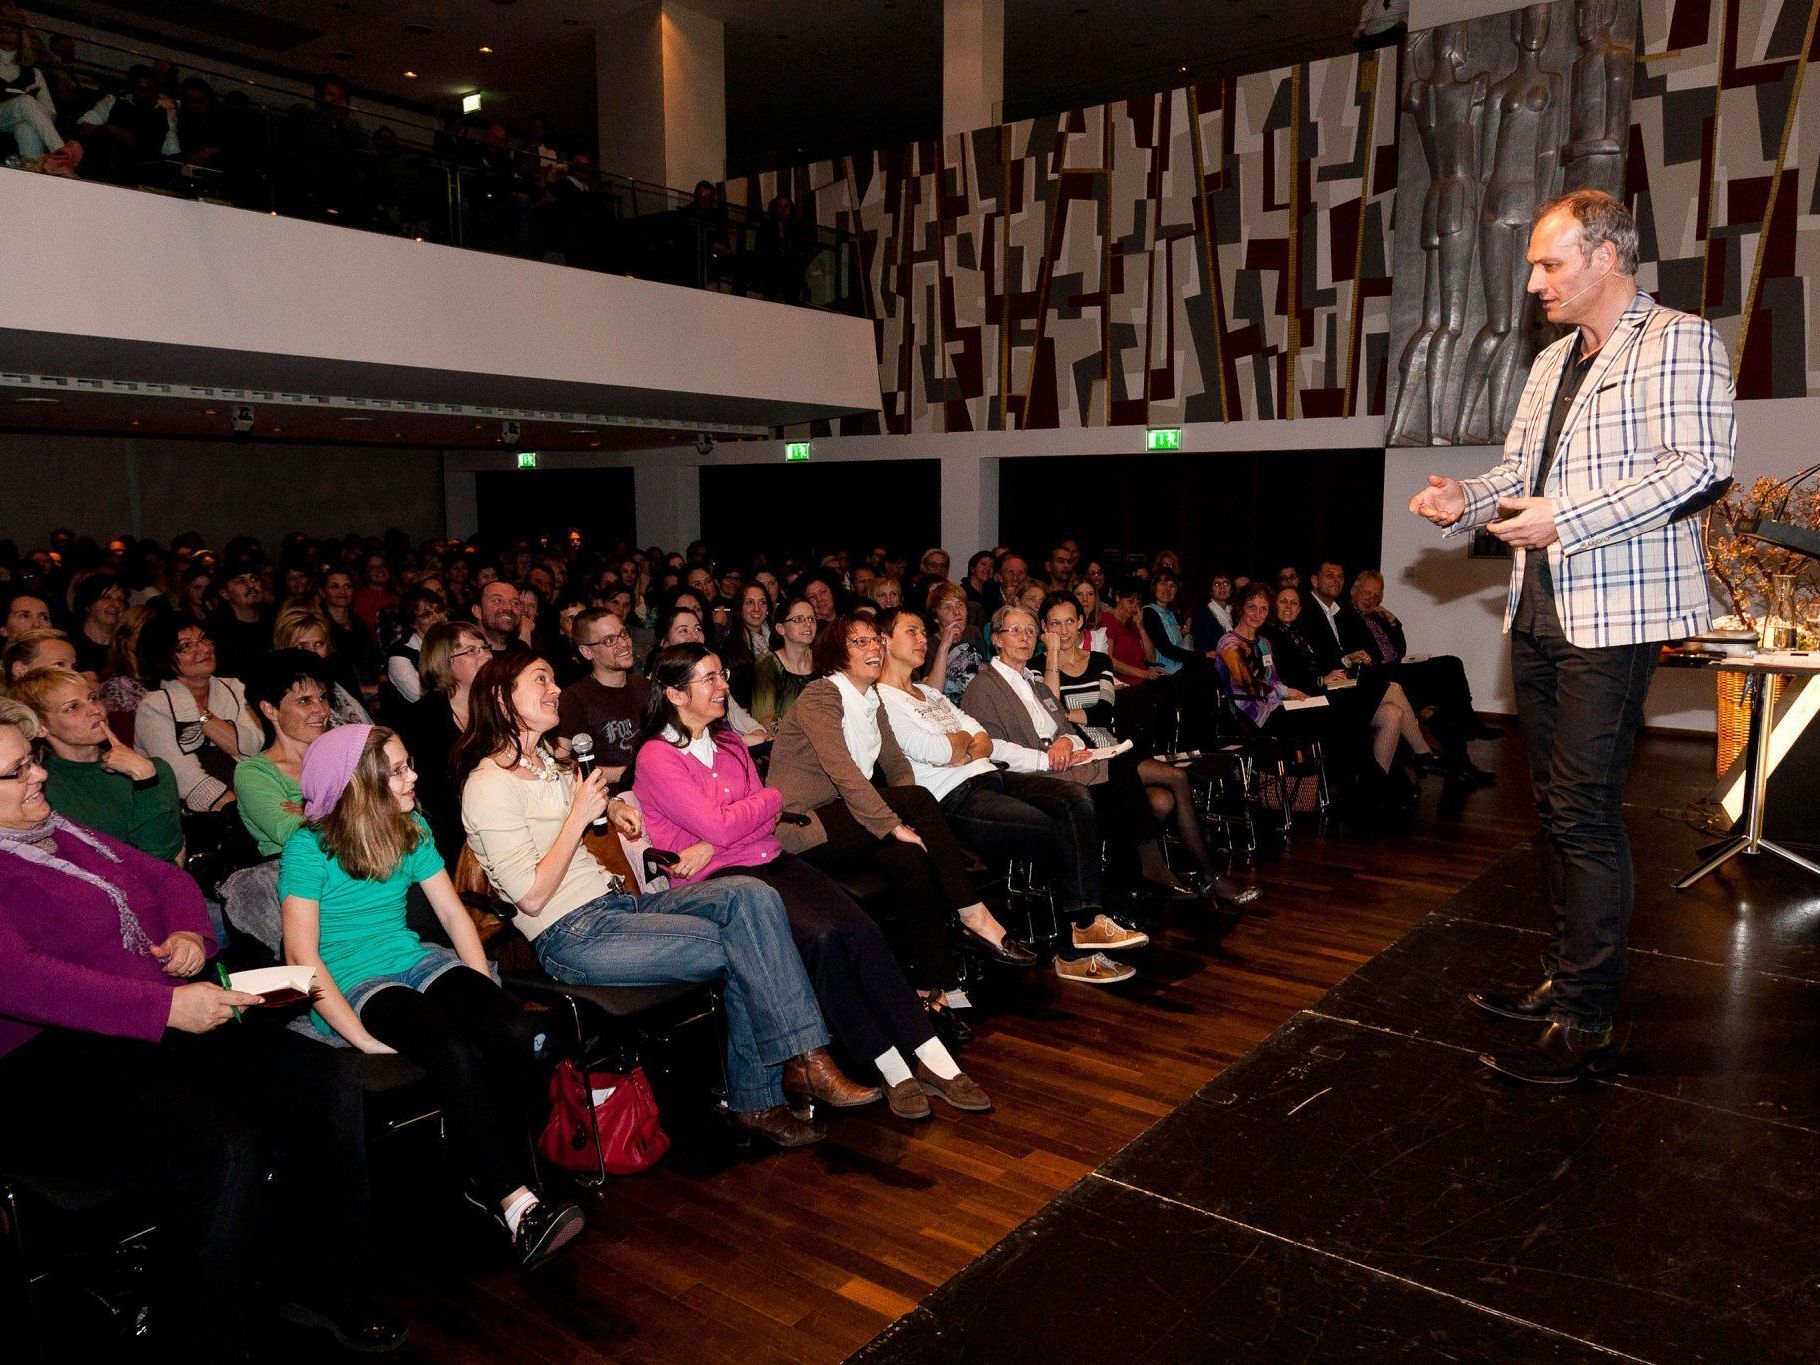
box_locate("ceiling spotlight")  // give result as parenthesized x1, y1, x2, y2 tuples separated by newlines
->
(13, 396, 60, 404)
(479, 45, 494, 54)
(204, 407, 219, 415)
(403, 69, 419, 79)
(339, 415, 375, 423)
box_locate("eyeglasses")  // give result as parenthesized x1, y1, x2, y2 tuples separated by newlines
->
(175, 637, 211, 655)
(997, 625, 1037, 639)
(781, 615, 816, 626)
(688, 669, 732, 687)
(847, 635, 883, 649)
(582, 633, 632, 649)
(450, 645, 490, 661)
(0, 757, 38, 781)
(387, 756, 416, 778)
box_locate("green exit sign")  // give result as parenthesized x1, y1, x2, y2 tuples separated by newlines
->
(784, 442, 813, 463)
(1146, 427, 1182, 452)
(516, 451, 539, 469)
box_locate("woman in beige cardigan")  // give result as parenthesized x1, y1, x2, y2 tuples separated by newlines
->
(768, 613, 1037, 1025)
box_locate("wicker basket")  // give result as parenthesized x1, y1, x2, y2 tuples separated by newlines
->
(1716, 671, 1779, 774)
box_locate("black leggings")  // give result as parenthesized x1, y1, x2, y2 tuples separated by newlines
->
(802, 785, 973, 991)
(716, 852, 934, 1068)
(359, 966, 541, 1207)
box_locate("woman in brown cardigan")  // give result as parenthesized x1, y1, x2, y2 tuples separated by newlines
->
(769, 613, 1037, 1017)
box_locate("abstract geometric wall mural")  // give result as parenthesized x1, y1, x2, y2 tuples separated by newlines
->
(1384, 0, 1637, 448)
(725, 47, 1402, 434)
(731, 0, 1820, 438)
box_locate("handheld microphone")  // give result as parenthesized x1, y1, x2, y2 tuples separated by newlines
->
(568, 733, 611, 829)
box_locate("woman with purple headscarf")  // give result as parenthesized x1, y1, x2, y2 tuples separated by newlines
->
(279, 722, 585, 1274)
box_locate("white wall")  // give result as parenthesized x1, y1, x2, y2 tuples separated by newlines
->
(0, 432, 447, 550)
(662, 4, 727, 190)
(1, 170, 879, 425)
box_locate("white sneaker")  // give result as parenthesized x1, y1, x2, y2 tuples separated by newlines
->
(1053, 952, 1136, 985)
(1071, 914, 1149, 951)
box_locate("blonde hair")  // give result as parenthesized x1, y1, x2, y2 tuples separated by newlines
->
(272, 603, 333, 652)
(313, 726, 420, 882)
(2, 628, 72, 683)
(9, 665, 91, 719)
(108, 605, 158, 683)
(925, 580, 966, 614)
(0, 696, 39, 740)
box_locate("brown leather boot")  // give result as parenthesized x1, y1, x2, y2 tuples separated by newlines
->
(733, 1104, 827, 1148)
(783, 1047, 883, 1109)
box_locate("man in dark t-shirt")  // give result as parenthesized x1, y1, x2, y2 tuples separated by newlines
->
(557, 608, 647, 784)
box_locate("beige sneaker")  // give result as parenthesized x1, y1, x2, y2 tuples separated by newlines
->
(1071, 914, 1149, 951)
(1054, 952, 1136, 985)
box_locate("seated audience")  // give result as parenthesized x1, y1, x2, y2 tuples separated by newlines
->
(381, 586, 448, 710)
(473, 579, 529, 653)
(281, 723, 586, 1270)
(716, 584, 771, 709)
(1, 588, 52, 642)
(455, 652, 857, 1149)
(0, 15, 82, 176)
(0, 699, 405, 1357)
(350, 553, 399, 630)
(633, 643, 989, 1117)
(869, 577, 903, 609)
(1038, 593, 1260, 907)
(965, 605, 1207, 902)
(100, 602, 162, 728)
(274, 602, 371, 726)
(752, 593, 817, 729)
(875, 607, 1146, 983)
(12, 665, 183, 861)
(2, 626, 78, 686)
(648, 604, 768, 740)
(207, 557, 276, 682)
(394, 621, 490, 868)
(235, 649, 335, 855)
(768, 611, 1036, 1010)
(177, 561, 215, 623)
(1069, 580, 1111, 653)
(75, 62, 179, 184)
(989, 552, 1030, 616)
(134, 617, 263, 813)
(1344, 569, 1498, 783)
(1102, 578, 1163, 684)
(960, 550, 995, 621)
(69, 571, 127, 676)
(921, 581, 989, 704)
(323, 568, 382, 690)
(1190, 573, 1235, 648)
(556, 607, 647, 785)
(1264, 587, 1432, 797)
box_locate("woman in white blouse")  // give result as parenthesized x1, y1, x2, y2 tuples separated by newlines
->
(134, 617, 263, 813)
(875, 607, 1148, 978)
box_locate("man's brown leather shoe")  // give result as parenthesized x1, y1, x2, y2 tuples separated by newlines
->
(913, 1062, 993, 1112)
(1481, 1021, 1617, 1085)
(885, 1077, 933, 1120)
(1469, 979, 1555, 1022)
(734, 1104, 827, 1148)
(784, 1047, 883, 1109)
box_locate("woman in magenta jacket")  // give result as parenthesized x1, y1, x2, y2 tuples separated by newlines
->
(630, 642, 990, 1120)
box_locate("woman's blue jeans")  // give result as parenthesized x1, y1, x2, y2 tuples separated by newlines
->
(531, 876, 827, 1111)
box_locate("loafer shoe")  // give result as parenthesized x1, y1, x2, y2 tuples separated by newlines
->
(1072, 913, 1148, 951)
(957, 922, 1038, 967)
(1053, 952, 1136, 986)
(1469, 979, 1555, 1023)
(886, 1077, 933, 1120)
(512, 1199, 586, 1272)
(913, 1062, 993, 1112)
(734, 1103, 827, 1148)
(1481, 1021, 1617, 1085)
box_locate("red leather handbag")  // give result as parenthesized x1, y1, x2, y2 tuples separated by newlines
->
(537, 1060, 670, 1176)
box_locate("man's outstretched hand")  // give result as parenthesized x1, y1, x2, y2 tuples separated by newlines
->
(1408, 474, 1466, 526)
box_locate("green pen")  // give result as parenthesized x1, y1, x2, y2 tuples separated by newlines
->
(215, 962, 244, 1023)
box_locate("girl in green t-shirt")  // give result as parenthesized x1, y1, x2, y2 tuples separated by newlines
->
(280, 722, 584, 1274)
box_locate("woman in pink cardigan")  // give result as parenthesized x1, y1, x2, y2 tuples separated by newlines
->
(632, 643, 990, 1120)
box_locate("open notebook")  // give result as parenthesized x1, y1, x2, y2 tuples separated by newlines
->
(227, 965, 318, 1009)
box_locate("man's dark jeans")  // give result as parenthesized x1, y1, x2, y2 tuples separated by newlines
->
(1509, 590, 1658, 1032)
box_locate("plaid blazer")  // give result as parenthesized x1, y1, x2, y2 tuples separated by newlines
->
(1446, 292, 1735, 649)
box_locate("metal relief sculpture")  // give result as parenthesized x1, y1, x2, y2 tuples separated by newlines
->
(1385, 0, 1636, 446)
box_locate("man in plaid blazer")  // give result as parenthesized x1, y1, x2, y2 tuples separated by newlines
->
(1410, 189, 1735, 1083)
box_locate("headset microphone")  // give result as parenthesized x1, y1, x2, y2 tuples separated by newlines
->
(1551, 265, 1613, 312)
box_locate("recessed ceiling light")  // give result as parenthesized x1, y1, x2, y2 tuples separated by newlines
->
(204, 408, 219, 415)
(569, 427, 595, 434)
(339, 415, 375, 423)
(479, 45, 494, 54)
(13, 396, 59, 404)
(403, 70, 419, 79)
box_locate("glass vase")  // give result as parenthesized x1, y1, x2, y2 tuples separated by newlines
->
(1760, 573, 1798, 650)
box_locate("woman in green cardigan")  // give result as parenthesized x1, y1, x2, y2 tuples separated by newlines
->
(234, 649, 337, 856)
